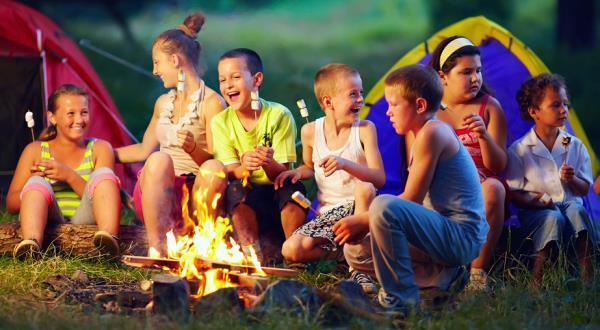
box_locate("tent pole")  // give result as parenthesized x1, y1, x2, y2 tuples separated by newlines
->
(79, 39, 156, 79)
(37, 29, 48, 129)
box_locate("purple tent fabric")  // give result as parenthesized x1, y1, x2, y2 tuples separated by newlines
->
(364, 37, 600, 222)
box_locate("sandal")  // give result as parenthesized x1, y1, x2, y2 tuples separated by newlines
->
(13, 239, 41, 259)
(93, 231, 120, 257)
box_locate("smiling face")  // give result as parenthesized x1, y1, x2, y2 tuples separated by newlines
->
(530, 87, 569, 128)
(384, 86, 419, 135)
(327, 73, 364, 123)
(440, 55, 482, 102)
(218, 57, 262, 112)
(48, 94, 89, 141)
(152, 44, 178, 88)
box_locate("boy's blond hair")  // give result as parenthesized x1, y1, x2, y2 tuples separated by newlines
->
(314, 63, 359, 109)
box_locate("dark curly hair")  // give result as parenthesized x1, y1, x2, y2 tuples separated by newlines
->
(427, 35, 492, 97)
(515, 73, 567, 121)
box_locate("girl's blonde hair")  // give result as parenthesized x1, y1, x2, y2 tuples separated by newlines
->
(38, 84, 88, 141)
(153, 12, 205, 72)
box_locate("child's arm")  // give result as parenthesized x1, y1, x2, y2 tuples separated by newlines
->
(333, 212, 369, 245)
(256, 108, 298, 182)
(560, 164, 590, 196)
(255, 145, 290, 181)
(318, 120, 385, 187)
(93, 139, 116, 169)
(463, 97, 507, 173)
(400, 122, 452, 203)
(510, 190, 552, 208)
(177, 93, 226, 165)
(274, 122, 315, 189)
(560, 141, 593, 196)
(37, 159, 87, 198)
(6, 143, 39, 213)
(114, 94, 164, 163)
(203, 92, 227, 156)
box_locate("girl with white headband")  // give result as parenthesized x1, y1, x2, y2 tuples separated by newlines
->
(426, 35, 508, 291)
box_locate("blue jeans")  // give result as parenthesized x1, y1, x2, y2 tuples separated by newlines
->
(517, 201, 596, 252)
(367, 195, 483, 305)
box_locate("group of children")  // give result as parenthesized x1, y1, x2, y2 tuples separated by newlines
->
(7, 12, 598, 315)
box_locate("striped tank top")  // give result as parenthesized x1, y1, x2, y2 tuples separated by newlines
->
(41, 139, 95, 218)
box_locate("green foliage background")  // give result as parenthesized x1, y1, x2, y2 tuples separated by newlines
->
(29, 0, 600, 158)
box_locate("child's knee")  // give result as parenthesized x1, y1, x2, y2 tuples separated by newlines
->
(368, 195, 399, 229)
(87, 167, 120, 197)
(144, 152, 174, 179)
(354, 182, 376, 201)
(199, 159, 226, 175)
(563, 202, 590, 222)
(482, 179, 505, 205)
(21, 177, 53, 206)
(281, 236, 303, 261)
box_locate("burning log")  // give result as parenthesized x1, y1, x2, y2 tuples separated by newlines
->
(121, 255, 299, 277)
(0, 223, 147, 256)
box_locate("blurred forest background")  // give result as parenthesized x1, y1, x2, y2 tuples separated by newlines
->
(23, 0, 600, 158)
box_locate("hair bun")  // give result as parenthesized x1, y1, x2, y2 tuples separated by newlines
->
(180, 12, 205, 38)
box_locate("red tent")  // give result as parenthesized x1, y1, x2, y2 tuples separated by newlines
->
(0, 0, 137, 192)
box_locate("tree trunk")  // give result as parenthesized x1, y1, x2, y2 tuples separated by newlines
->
(0, 222, 148, 256)
(557, 0, 596, 49)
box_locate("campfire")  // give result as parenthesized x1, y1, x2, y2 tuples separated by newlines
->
(122, 175, 297, 300)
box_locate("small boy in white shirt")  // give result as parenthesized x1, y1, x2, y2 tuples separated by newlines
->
(507, 73, 595, 287)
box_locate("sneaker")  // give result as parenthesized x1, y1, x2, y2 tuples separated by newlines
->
(376, 288, 417, 318)
(13, 239, 41, 259)
(466, 268, 488, 292)
(93, 231, 120, 257)
(349, 270, 378, 294)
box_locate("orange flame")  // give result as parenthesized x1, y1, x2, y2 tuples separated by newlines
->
(166, 173, 265, 297)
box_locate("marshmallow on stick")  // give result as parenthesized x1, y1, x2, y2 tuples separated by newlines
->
(25, 110, 35, 141)
(561, 136, 571, 164)
(296, 99, 309, 124)
(251, 90, 260, 111)
(291, 191, 320, 216)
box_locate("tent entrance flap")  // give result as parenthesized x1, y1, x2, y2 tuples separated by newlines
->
(0, 56, 44, 181)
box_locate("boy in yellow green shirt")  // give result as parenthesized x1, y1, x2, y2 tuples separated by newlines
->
(212, 48, 306, 260)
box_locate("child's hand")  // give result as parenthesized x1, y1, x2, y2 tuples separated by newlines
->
(530, 191, 553, 208)
(241, 151, 261, 171)
(333, 215, 369, 245)
(35, 158, 74, 182)
(463, 113, 487, 138)
(318, 155, 346, 177)
(560, 164, 575, 183)
(254, 145, 274, 168)
(177, 130, 196, 154)
(274, 170, 300, 190)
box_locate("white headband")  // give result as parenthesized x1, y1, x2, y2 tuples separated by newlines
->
(439, 37, 475, 69)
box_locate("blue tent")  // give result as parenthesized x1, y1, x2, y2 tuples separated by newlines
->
(360, 16, 600, 220)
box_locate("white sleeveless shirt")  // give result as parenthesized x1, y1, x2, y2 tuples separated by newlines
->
(312, 117, 366, 213)
(155, 84, 207, 176)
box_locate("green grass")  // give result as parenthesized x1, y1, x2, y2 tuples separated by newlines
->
(0, 249, 597, 329)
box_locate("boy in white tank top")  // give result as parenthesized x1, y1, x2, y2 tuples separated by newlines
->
(275, 64, 385, 272)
